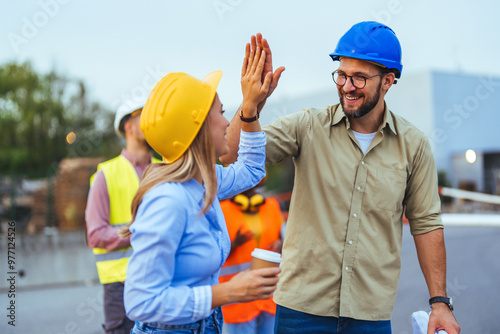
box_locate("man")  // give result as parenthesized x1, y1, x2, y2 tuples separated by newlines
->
(221, 24, 460, 333)
(220, 181, 284, 334)
(85, 99, 159, 334)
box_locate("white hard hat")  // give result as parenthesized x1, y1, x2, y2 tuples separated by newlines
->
(114, 98, 146, 137)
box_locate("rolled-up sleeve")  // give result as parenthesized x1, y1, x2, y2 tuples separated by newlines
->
(217, 130, 266, 200)
(192, 285, 212, 320)
(404, 136, 444, 235)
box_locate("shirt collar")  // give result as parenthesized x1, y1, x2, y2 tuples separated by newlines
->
(331, 102, 397, 135)
(331, 104, 346, 126)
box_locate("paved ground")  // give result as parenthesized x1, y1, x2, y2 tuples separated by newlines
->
(6, 282, 103, 334)
(392, 224, 500, 334)
(4, 225, 500, 333)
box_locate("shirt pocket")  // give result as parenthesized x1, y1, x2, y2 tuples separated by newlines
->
(373, 166, 407, 212)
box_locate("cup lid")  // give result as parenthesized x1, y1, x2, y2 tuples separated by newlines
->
(251, 248, 282, 263)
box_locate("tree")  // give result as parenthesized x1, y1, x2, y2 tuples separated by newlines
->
(0, 62, 120, 177)
(438, 170, 453, 205)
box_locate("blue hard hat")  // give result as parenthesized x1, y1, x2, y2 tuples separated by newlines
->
(329, 21, 403, 78)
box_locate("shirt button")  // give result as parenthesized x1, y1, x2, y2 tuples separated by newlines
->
(345, 267, 349, 271)
(353, 213, 357, 217)
(357, 186, 361, 191)
(349, 240, 353, 245)
(361, 161, 365, 165)
(218, 231, 222, 235)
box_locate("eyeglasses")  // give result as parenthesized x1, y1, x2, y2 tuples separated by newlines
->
(332, 70, 385, 89)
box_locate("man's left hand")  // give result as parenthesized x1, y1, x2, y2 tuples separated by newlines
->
(428, 303, 460, 334)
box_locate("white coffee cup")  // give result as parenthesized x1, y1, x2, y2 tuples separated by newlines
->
(250, 248, 281, 270)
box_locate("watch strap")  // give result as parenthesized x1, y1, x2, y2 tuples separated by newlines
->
(429, 296, 453, 311)
(239, 109, 260, 123)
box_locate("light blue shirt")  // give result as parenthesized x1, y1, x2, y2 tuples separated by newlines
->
(124, 131, 266, 325)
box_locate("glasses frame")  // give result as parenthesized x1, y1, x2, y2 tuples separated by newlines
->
(332, 70, 385, 89)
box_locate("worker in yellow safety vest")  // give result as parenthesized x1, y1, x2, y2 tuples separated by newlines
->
(220, 181, 284, 334)
(85, 99, 160, 334)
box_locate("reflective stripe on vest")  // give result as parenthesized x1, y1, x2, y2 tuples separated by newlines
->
(90, 155, 159, 284)
(94, 248, 134, 262)
(219, 262, 251, 276)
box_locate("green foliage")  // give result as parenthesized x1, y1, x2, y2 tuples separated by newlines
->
(265, 157, 295, 194)
(0, 62, 120, 177)
(438, 170, 451, 188)
(438, 170, 452, 204)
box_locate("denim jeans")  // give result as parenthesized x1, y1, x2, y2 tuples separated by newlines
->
(274, 305, 391, 334)
(130, 307, 223, 334)
(222, 311, 275, 334)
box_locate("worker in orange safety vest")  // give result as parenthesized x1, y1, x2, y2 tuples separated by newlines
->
(219, 183, 284, 334)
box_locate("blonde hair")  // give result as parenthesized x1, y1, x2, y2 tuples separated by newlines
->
(119, 119, 216, 238)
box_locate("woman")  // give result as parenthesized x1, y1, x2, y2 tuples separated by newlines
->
(121, 42, 281, 334)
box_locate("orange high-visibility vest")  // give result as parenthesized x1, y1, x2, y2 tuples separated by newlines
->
(219, 197, 283, 323)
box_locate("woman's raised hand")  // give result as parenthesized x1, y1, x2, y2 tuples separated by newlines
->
(240, 43, 272, 114)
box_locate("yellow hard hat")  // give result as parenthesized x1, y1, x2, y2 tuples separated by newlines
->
(141, 70, 222, 163)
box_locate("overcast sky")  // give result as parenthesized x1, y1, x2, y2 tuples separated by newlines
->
(2, 0, 499, 114)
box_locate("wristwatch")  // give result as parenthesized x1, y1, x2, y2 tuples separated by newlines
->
(429, 296, 454, 311)
(239, 109, 260, 123)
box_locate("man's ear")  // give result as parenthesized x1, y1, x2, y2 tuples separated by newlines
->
(123, 118, 132, 135)
(382, 72, 396, 91)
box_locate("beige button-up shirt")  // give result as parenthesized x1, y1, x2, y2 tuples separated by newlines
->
(263, 103, 443, 320)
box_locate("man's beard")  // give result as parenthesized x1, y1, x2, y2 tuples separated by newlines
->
(339, 81, 382, 119)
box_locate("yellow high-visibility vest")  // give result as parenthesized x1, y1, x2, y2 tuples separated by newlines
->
(91, 155, 160, 284)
